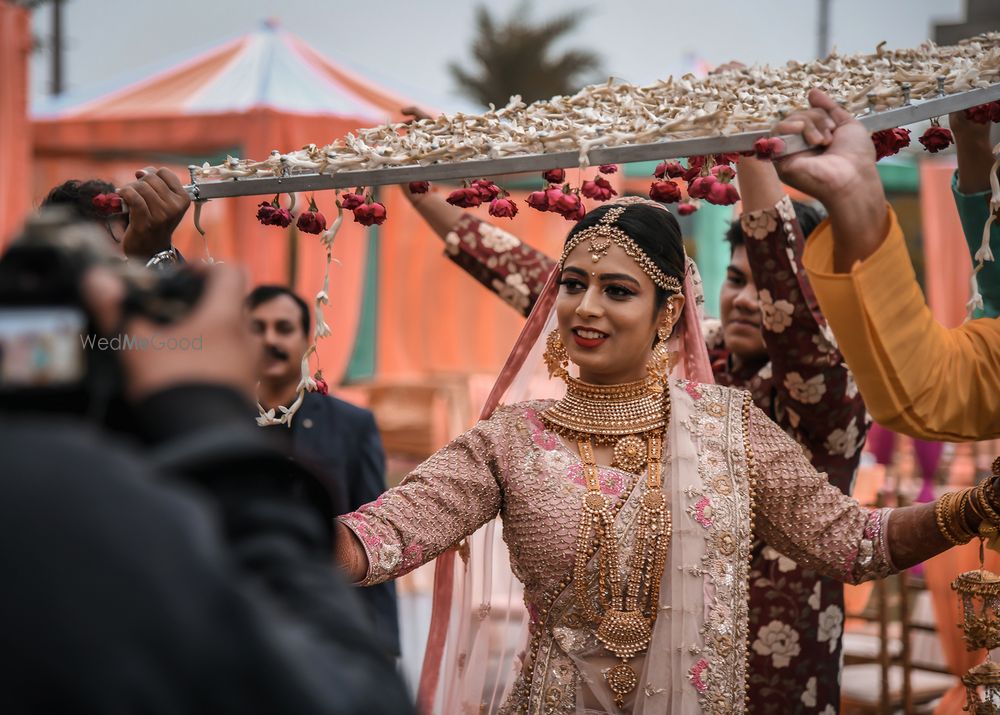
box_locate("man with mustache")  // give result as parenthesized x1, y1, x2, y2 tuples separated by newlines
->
(404, 155, 865, 714)
(247, 285, 399, 660)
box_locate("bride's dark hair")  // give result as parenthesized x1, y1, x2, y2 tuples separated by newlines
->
(565, 202, 686, 310)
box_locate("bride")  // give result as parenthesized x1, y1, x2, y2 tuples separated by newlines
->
(335, 197, 979, 714)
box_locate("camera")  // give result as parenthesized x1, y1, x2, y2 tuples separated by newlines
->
(0, 207, 204, 423)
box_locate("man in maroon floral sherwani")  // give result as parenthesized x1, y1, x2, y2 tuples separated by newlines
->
(405, 157, 867, 714)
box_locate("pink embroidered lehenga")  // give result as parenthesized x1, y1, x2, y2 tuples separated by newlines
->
(340, 249, 893, 714)
(341, 381, 893, 715)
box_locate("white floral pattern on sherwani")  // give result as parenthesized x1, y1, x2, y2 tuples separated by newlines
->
(825, 416, 861, 458)
(783, 372, 827, 404)
(477, 221, 522, 252)
(817, 605, 844, 654)
(801, 677, 817, 707)
(752, 620, 801, 668)
(758, 289, 795, 334)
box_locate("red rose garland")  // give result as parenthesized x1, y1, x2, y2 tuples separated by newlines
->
(296, 196, 327, 235)
(871, 127, 911, 160)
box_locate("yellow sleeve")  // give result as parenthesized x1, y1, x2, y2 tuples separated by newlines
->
(803, 208, 1000, 441)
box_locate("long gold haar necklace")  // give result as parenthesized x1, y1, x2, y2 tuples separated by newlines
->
(541, 376, 673, 707)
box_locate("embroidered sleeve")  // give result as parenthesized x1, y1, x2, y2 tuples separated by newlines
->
(741, 195, 869, 495)
(442, 213, 556, 317)
(338, 411, 509, 586)
(748, 403, 896, 584)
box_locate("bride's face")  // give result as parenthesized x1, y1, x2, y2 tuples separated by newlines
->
(556, 241, 674, 385)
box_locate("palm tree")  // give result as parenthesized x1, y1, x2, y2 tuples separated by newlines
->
(450, 2, 604, 108)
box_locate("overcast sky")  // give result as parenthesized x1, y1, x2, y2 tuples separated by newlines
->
(29, 0, 967, 113)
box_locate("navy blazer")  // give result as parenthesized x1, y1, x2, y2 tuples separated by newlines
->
(290, 391, 400, 657)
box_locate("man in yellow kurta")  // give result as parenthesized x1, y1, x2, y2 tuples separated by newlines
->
(773, 89, 1000, 441)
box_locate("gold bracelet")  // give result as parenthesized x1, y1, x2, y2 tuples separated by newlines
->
(977, 480, 1000, 526)
(979, 476, 1000, 520)
(936, 492, 965, 546)
(968, 489, 989, 525)
(956, 489, 977, 541)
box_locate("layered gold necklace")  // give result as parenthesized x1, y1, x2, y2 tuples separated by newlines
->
(540, 376, 672, 708)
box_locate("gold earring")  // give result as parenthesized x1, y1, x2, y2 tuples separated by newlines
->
(543, 329, 570, 381)
(646, 320, 676, 392)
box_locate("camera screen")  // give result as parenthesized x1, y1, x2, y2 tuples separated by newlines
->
(0, 308, 86, 388)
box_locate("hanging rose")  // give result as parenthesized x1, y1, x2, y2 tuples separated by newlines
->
(711, 165, 736, 182)
(752, 137, 786, 160)
(408, 181, 430, 194)
(445, 186, 483, 208)
(964, 101, 1000, 124)
(687, 175, 715, 200)
(271, 207, 294, 228)
(256, 195, 293, 228)
(256, 200, 278, 224)
(488, 196, 519, 219)
(918, 121, 954, 153)
(648, 179, 682, 203)
(581, 176, 617, 202)
(526, 190, 551, 212)
(714, 153, 741, 165)
(555, 191, 585, 221)
(296, 196, 327, 235)
(654, 161, 685, 179)
(353, 200, 387, 226)
(542, 168, 566, 184)
(340, 191, 366, 211)
(705, 165, 740, 205)
(526, 186, 565, 213)
(682, 155, 708, 183)
(598, 164, 618, 174)
(871, 127, 911, 160)
(313, 369, 329, 396)
(92, 192, 123, 216)
(471, 179, 501, 201)
(678, 202, 699, 216)
(705, 181, 740, 206)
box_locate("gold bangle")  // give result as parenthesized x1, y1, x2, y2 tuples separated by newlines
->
(968, 490, 989, 525)
(936, 492, 968, 546)
(977, 480, 1000, 525)
(956, 489, 977, 540)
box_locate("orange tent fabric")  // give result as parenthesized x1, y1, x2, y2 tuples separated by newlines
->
(0, 1, 31, 245)
(920, 158, 972, 329)
(29, 23, 422, 383)
(376, 186, 564, 379)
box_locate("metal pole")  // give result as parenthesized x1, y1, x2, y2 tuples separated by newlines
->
(50, 0, 65, 96)
(817, 0, 831, 58)
(181, 81, 1000, 201)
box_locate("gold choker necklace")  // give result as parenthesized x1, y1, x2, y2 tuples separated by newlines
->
(539, 374, 673, 708)
(540, 376, 667, 473)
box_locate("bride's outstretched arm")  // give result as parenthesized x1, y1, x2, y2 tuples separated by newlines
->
(749, 403, 971, 583)
(334, 410, 511, 586)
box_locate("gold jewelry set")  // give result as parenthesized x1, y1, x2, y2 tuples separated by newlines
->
(936, 459, 1000, 550)
(539, 205, 684, 708)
